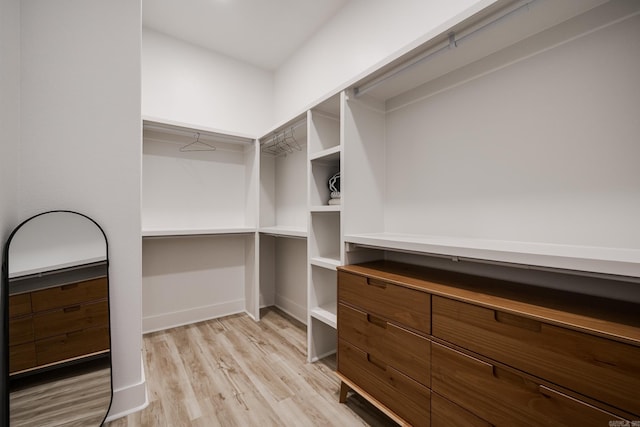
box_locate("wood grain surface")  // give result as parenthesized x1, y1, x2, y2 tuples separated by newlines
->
(107, 308, 397, 427)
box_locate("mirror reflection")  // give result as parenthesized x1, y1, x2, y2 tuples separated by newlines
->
(4, 211, 112, 426)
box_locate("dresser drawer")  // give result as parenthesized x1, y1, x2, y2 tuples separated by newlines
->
(31, 277, 108, 312)
(338, 271, 430, 334)
(33, 299, 109, 340)
(9, 343, 37, 374)
(9, 316, 34, 345)
(9, 293, 32, 318)
(338, 302, 430, 386)
(338, 339, 430, 427)
(432, 296, 640, 416)
(35, 325, 110, 366)
(431, 393, 492, 427)
(431, 342, 627, 426)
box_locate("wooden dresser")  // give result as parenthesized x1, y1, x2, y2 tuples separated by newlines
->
(337, 261, 640, 426)
(9, 276, 110, 375)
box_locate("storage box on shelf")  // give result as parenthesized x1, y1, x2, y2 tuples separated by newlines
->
(337, 260, 640, 426)
(257, 114, 309, 323)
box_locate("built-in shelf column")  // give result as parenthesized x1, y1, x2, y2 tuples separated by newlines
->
(307, 94, 342, 362)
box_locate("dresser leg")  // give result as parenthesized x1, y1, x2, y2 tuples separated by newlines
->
(339, 381, 350, 403)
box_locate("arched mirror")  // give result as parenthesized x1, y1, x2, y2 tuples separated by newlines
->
(1, 211, 112, 426)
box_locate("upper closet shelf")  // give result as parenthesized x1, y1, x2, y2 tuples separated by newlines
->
(143, 117, 255, 146)
(259, 226, 307, 238)
(345, 233, 640, 279)
(142, 227, 255, 238)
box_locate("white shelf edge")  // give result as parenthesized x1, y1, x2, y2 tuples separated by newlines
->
(310, 205, 341, 213)
(310, 256, 341, 270)
(259, 226, 308, 238)
(310, 304, 337, 329)
(309, 145, 341, 162)
(344, 232, 640, 279)
(142, 227, 256, 238)
(142, 115, 256, 142)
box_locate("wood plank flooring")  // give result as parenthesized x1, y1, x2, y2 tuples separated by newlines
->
(10, 358, 112, 427)
(107, 308, 397, 427)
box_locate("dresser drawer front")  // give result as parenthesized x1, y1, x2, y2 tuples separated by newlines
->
(33, 299, 109, 340)
(431, 342, 627, 426)
(432, 296, 640, 416)
(10, 343, 37, 374)
(431, 393, 492, 427)
(338, 339, 430, 427)
(338, 271, 430, 334)
(338, 302, 430, 386)
(9, 293, 32, 318)
(31, 277, 108, 312)
(35, 325, 110, 366)
(9, 316, 34, 345)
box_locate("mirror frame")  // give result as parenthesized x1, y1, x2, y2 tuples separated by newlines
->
(1, 210, 113, 427)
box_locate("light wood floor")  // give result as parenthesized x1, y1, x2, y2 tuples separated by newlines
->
(107, 308, 397, 427)
(10, 358, 112, 427)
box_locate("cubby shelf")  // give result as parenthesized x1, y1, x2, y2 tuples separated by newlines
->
(309, 146, 341, 162)
(309, 256, 341, 270)
(310, 303, 337, 329)
(310, 205, 341, 213)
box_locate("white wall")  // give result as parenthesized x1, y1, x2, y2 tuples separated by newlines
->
(0, 0, 20, 239)
(20, 0, 145, 419)
(273, 0, 494, 122)
(142, 29, 273, 136)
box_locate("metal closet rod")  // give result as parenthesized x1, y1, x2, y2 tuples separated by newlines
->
(261, 117, 307, 145)
(353, 0, 535, 97)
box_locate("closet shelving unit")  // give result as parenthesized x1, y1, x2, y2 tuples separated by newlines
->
(307, 94, 343, 362)
(257, 114, 309, 323)
(141, 118, 259, 332)
(342, 0, 640, 282)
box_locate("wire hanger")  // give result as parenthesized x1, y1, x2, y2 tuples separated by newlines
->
(261, 126, 301, 157)
(180, 132, 216, 152)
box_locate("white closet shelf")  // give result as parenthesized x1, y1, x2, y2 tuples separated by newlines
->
(310, 302, 337, 329)
(142, 227, 256, 238)
(143, 116, 256, 143)
(259, 226, 307, 238)
(310, 205, 341, 213)
(345, 233, 640, 278)
(309, 146, 341, 162)
(310, 256, 341, 270)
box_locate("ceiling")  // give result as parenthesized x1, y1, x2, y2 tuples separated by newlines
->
(142, 0, 350, 70)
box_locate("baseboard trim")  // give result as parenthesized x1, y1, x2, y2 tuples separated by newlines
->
(143, 299, 245, 333)
(105, 355, 148, 422)
(274, 294, 307, 325)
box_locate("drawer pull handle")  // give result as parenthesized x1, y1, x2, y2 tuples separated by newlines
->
(367, 314, 387, 328)
(64, 305, 81, 313)
(538, 385, 625, 420)
(366, 278, 387, 289)
(367, 354, 387, 371)
(61, 283, 79, 291)
(494, 311, 541, 332)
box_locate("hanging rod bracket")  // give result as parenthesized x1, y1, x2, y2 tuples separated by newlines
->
(448, 32, 457, 49)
